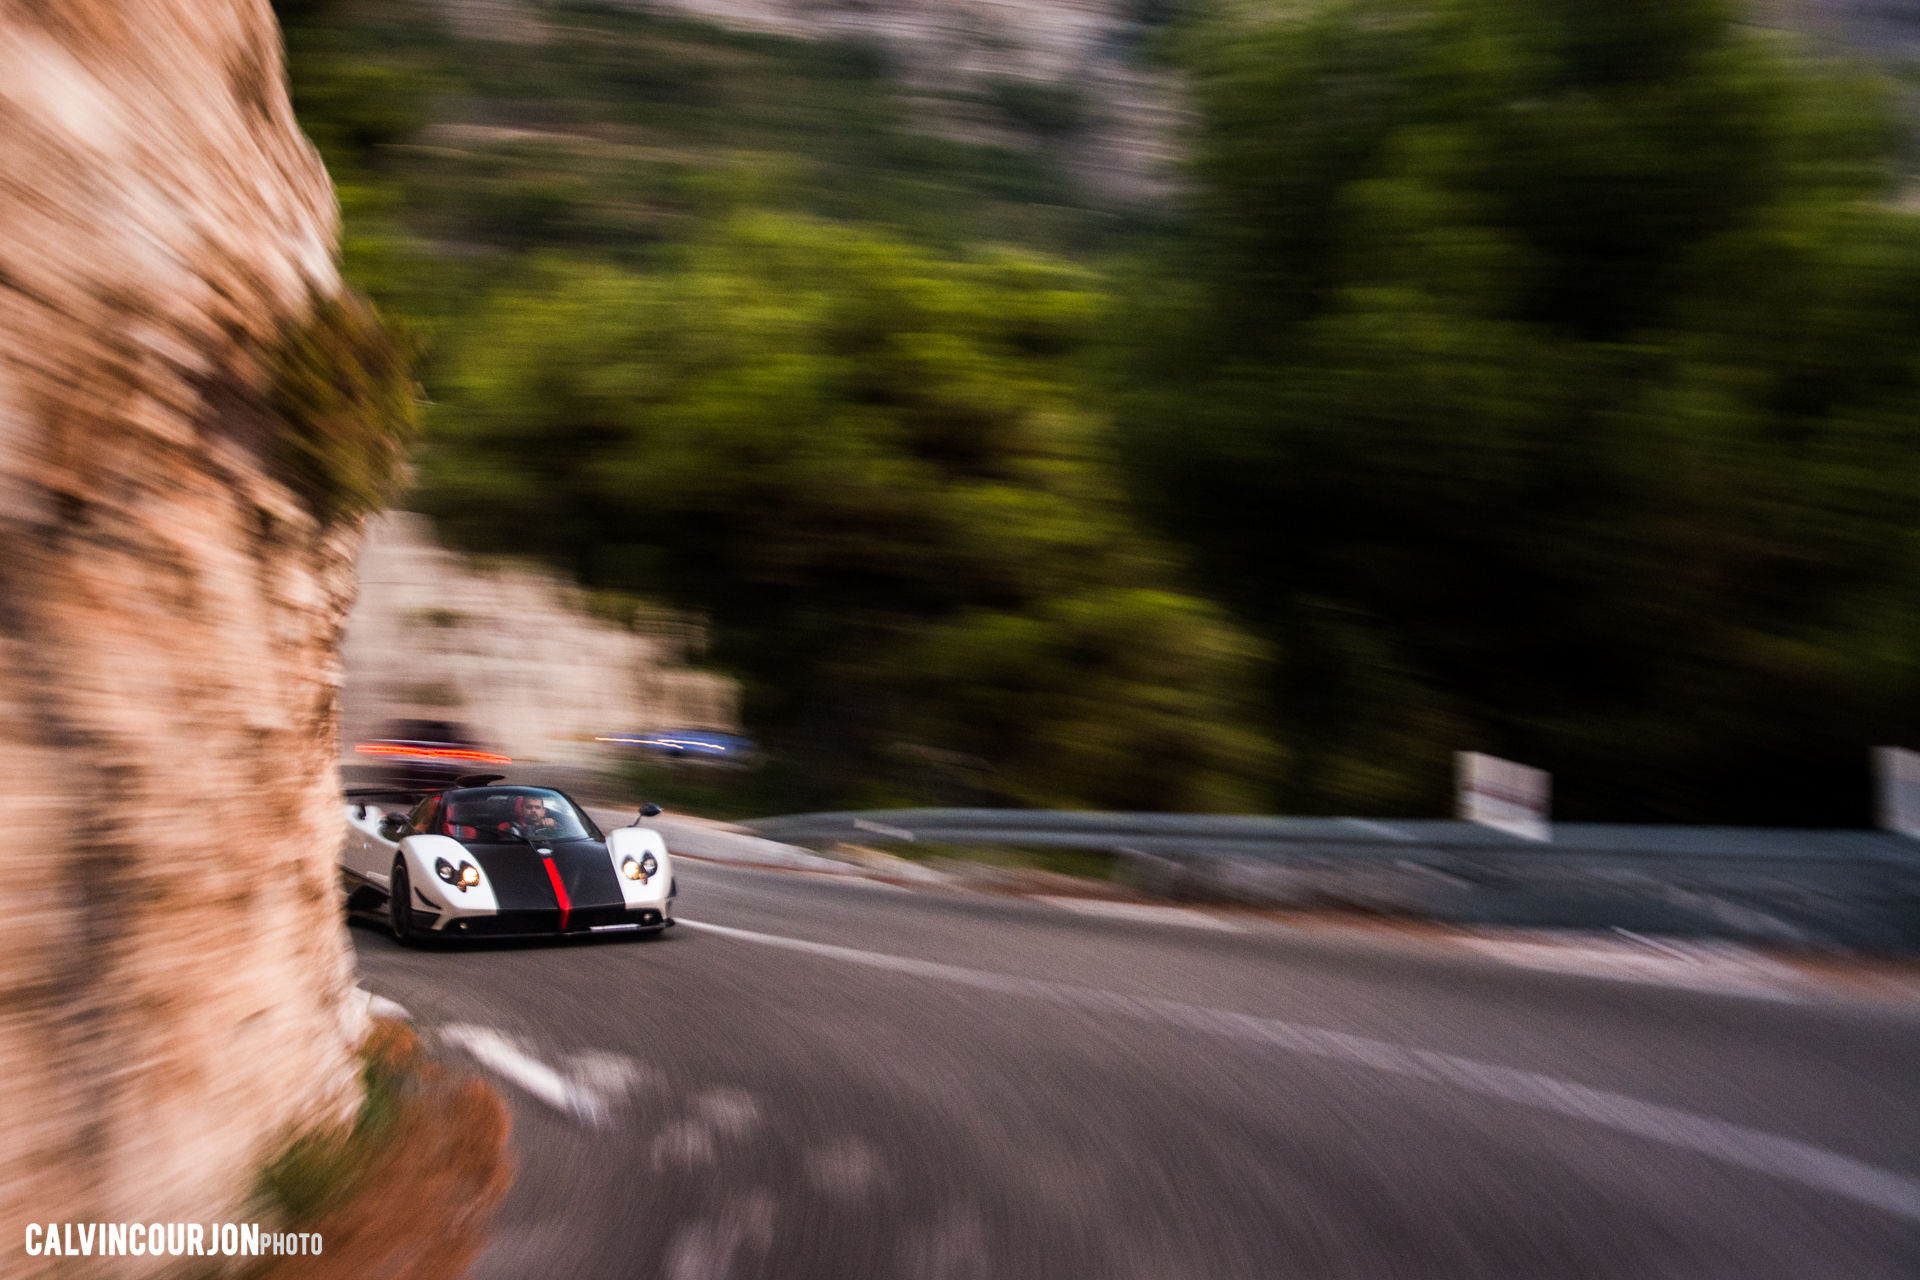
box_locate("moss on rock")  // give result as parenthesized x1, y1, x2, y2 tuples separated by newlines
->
(270, 291, 420, 522)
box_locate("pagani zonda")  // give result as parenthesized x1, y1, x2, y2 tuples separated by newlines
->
(342, 782, 673, 941)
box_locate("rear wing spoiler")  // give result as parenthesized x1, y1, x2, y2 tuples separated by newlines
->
(344, 786, 434, 805)
(345, 773, 508, 806)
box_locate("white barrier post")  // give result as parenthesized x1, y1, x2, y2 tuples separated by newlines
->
(1872, 747, 1920, 836)
(1457, 752, 1551, 842)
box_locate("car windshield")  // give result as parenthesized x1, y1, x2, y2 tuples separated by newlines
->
(438, 787, 600, 844)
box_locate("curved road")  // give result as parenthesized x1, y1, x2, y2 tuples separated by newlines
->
(350, 854, 1920, 1279)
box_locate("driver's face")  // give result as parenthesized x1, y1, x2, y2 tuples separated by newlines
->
(525, 801, 548, 820)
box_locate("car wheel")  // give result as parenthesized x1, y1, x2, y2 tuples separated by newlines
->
(390, 858, 415, 945)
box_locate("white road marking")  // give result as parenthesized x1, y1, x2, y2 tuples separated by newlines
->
(903, 1203, 989, 1280)
(1036, 897, 1241, 931)
(803, 1138, 884, 1203)
(348, 986, 412, 1025)
(853, 817, 917, 842)
(694, 1087, 761, 1136)
(440, 1025, 638, 1127)
(567, 1049, 653, 1095)
(369, 993, 411, 1020)
(661, 1192, 776, 1280)
(1613, 926, 1699, 960)
(679, 918, 1920, 1225)
(651, 1120, 719, 1171)
(650, 1087, 764, 1171)
(1343, 818, 1414, 842)
(832, 875, 914, 892)
(1459, 936, 1806, 1002)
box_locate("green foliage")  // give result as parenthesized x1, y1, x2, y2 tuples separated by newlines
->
(901, 589, 1275, 810)
(270, 292, 421, 522)
(275, 0, 1111, 289)
(271, 0, 1215, 814)
(616, 759, 798, 822)
(288, 48, 433, 157)
(271, 0, 1920, 823)
(258, 1022, 412, 1220)
(893, 841, 1121, 882)
(982, 76, 1090, 136)
(422, 216, 1270, 810)
(1114, 0, 1920, 822)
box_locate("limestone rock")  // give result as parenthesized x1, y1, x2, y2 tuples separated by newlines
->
(452, 0, 1187, 201)
(0, 0, 369, 1262)
(340, 511, 740, 767)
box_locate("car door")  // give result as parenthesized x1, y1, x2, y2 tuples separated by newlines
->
(343, 802, 385, 882)
(393, 794, 448, 888)
(365, 795, 435, 890)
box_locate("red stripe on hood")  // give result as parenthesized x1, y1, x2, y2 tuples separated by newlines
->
(541, 855, 571, 930)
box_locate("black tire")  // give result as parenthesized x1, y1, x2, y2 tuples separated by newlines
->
(390, 858, 416, 945)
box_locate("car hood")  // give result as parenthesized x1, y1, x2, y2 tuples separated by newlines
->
(461, 839, 623, 912)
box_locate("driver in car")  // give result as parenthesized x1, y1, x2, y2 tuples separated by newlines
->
(514, 794, 563, 840)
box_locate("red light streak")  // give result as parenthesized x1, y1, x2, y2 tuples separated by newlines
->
(354, 744, 513, 765)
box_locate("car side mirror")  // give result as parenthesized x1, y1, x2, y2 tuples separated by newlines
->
(377, 814, 411, 842)
(638, 803, 662, 819)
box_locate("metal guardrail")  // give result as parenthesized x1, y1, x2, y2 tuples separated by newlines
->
(745, 810, 1920, 950)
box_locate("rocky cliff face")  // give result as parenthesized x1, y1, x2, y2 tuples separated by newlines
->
(636, 0, 1185, 198)
(445, 0, 1186, 199)
(341, 512, 740, 766)
(0, 1, 376, 1265)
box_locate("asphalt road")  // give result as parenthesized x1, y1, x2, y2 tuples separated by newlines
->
(349, 855, 1920, 1279)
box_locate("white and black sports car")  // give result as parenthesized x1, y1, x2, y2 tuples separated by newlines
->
(342, 780, 674, 942)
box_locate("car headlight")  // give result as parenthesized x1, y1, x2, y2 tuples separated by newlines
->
(459, 862, 480, 887)
(621, 857, 647, 882)
(435, 858, 457, 884)
(641, 853, 659, 877)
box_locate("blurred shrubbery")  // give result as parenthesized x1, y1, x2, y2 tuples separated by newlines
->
(280, 0, 1920, 821)
(1113, 0, 1920, 822)
(270, 291, 420, 521)
(982, 77, 1090, 137)
(421, 218, 1272, 810)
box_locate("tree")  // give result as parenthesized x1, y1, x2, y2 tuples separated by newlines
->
(422, 215, 1272, 810)
(1113, 0, 1920, 822)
